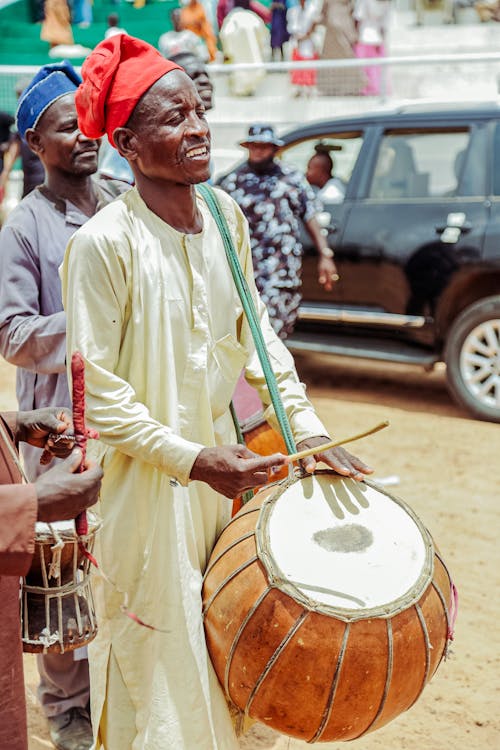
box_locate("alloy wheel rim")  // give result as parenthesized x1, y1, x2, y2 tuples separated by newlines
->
(459, 319, 500, 410)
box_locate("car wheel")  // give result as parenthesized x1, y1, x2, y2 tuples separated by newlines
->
(445, 295, 500, 423)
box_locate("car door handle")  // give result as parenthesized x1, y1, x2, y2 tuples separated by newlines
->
(435, 221, 472, 234)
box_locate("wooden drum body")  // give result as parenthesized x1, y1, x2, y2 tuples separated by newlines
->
(22, 512, 101, 654)
(203, 471, 456, 742)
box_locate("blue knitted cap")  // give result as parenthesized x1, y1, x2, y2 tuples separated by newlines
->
(16, 61, 82, 141)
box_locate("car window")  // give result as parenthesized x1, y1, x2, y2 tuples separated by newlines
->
(369, 129, 473, 200)
(278, 132, 364, 200)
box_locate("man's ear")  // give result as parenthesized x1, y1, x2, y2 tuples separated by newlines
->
(25, 128, 43, 156)
(113, 127, 138, 162)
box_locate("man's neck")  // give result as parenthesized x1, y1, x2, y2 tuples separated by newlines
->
(135, 179, 203, 234)
(45, 173, 97, 217)
(247, 159, 278, 176)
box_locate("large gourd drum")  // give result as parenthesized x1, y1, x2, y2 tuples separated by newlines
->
(202, 471, 456, 742)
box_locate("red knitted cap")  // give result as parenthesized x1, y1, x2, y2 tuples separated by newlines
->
(76, 34, 182, 147)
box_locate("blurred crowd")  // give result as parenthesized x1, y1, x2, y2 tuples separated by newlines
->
(23, 0, 499, 104)
(25, 0, 394, 98)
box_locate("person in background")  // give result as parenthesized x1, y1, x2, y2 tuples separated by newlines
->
(40, 0, 74, 48)
(270, 0, 290, 61)
(0, 80, 45, 211)
(180, 0, 218, 62)
(0, 61, 128, 750)
(219, 0, 270, 96)
(217, 123, 339, 339)
(72, 0, 93, 28)
(0, 115, 16, 209)
(158, 7, 210, 61)
(306, 146, 346, 203)
(317, 0, 365, 95)
(0, 407, 102, 750)
(104, 13, 128, 39)
(0, 110, 15, 173)
(61, 33, 372, 749)
(287, 0, 321, 97)
(0, 110, 15, 208)
(29, 0, 45, 22)
(217, 0, 271, 28)
(169, 50, 215, 110)
(353, 0, 391, 95)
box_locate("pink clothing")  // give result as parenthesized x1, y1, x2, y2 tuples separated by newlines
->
(0, 414, 38, 750)
(354, 41, 387, 95)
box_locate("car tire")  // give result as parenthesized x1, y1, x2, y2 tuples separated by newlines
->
(445, 295, 500, 423)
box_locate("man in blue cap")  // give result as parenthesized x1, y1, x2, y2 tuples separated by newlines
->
(0, 61, 129, 750)
(217, 123, 339, 339)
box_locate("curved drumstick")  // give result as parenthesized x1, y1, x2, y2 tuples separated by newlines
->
(284, 420, 389, 464)
(71, 351, 99, 536)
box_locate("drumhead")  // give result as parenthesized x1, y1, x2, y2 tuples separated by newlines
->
(256, 472, 434, 621)
(35, 511, 101, 541)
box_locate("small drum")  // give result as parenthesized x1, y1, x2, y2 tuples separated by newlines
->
(22, 512, 101, 654)
(203, 471, 456, 742)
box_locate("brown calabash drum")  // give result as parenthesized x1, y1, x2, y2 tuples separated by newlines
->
(22, 512, 101, 654)
(203, 471, 456, 742)
(231, 374, 289, 516)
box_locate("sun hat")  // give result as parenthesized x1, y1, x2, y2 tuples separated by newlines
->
(239, 123, 284, 148)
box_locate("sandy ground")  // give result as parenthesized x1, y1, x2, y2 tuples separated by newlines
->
(1, 353, 498, 750)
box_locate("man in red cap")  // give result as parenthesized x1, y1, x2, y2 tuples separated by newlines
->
(62, 33, 372, 749)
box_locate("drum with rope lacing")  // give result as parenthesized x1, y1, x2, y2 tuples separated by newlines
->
(202, 470, 457, 743)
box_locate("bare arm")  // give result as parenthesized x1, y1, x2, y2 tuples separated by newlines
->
(305, 214, 339, 292)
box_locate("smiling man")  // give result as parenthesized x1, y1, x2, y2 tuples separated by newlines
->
(0, 61, 129, 750)
(60, 34, 372, 749)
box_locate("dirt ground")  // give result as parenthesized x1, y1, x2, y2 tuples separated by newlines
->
(1, 353, 498, 750)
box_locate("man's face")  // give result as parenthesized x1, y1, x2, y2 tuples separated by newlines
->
(33, 93, 99, 176)
(182, 58, 214, 111)
(306, 154, 328, 189)
(124, 70, 211, 185)
(247, 142, 277, 167)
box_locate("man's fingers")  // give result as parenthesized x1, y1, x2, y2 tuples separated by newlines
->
(39, 449, 53, 466)
(318, 272, 333, 291)
(301, 455, 317, 474)
(253, 471, 270, 486)
(54, 409, 72, 432)
(245, 452, 287, 472)
(61, 448, 83, 473)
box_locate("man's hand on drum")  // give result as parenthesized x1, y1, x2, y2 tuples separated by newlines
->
(35, 449, 103, 523)
(295, 436, 373, 481)
(16, 406, 76, 461)
(190, 445, 287, 498)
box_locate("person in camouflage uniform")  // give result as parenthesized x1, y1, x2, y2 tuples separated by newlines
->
(217, 123, 339, 339)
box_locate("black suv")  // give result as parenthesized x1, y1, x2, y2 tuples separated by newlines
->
(274, 102, 500, 423)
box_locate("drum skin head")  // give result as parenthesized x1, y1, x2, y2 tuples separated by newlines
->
(257, 473, 434, 620)
(202, 471, 454, 743)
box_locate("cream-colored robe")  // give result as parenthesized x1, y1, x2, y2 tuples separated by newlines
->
(60, 187, 328, 749)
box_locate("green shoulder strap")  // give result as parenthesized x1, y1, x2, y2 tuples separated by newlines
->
(197, 183, 297, 456)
